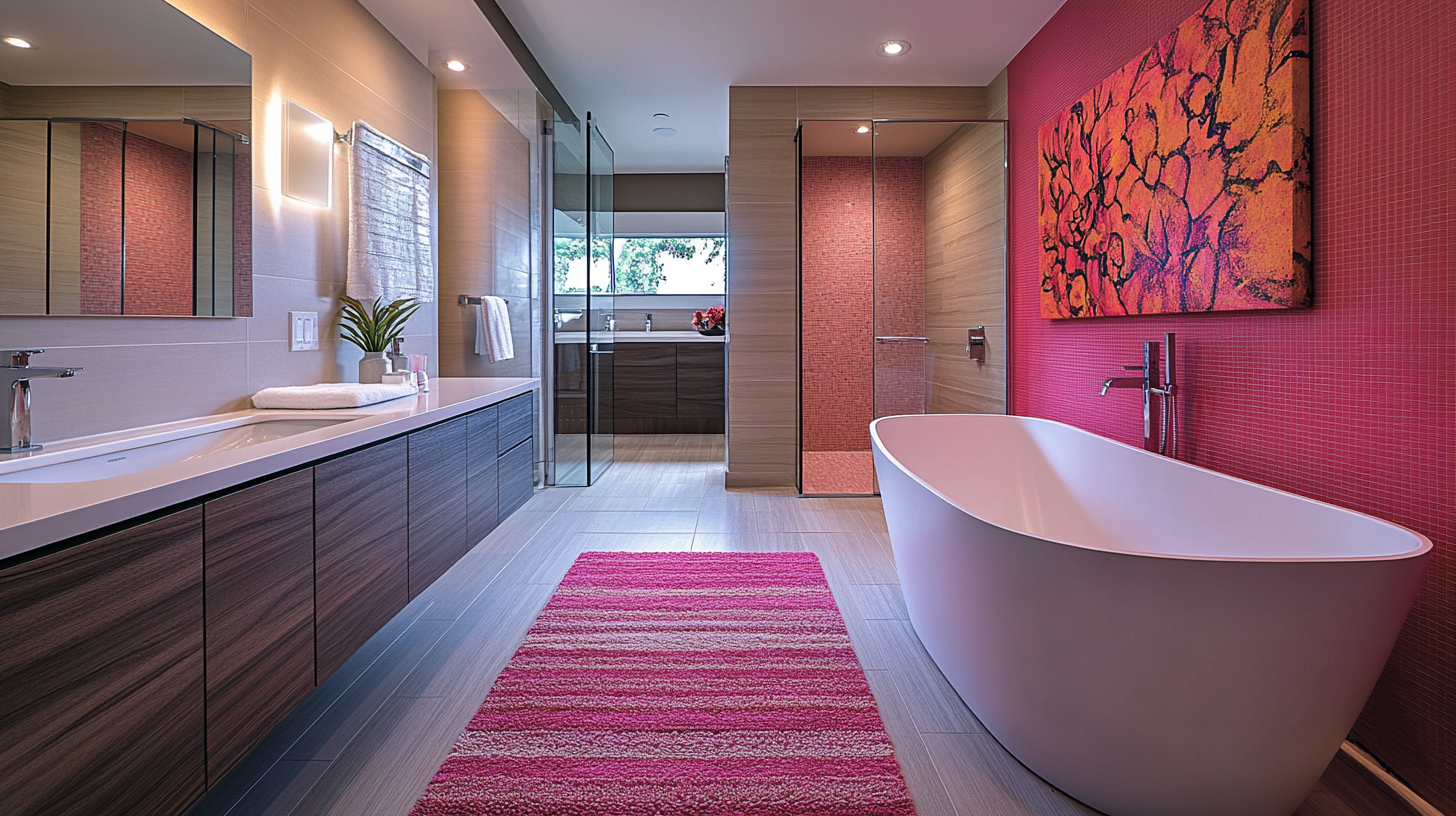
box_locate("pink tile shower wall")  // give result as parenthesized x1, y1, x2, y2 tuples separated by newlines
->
(800, 156, 924, 453)
(1005, 0, 1454, 808)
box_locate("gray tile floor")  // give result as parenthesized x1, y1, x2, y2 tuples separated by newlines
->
(188, 434, 1408, 816)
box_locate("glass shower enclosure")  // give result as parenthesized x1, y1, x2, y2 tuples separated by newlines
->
(798, 119, 1008, 495)
(549, 113, 615, 486)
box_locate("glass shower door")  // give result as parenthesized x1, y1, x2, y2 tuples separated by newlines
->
(585, 116, 615, 482)
(550, 114, 589, 485)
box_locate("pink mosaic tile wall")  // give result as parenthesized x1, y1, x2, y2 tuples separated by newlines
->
(800, 156, 925, 453)
(1006, 0, 1454, 807)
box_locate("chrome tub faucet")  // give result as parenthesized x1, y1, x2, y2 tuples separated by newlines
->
(3, 350, 82, 453)
(1100, 333, 1178, 457)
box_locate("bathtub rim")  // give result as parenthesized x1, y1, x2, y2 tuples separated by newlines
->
(869, 413, 1432, 565)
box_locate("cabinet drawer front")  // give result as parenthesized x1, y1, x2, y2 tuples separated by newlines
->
(0, 507, 205, 816)
(498, 438, 534, 519)
(408, 418, 469, 599)
(204, 468, 316, 784)
(614, 343, 677, 418)
(468, 407, 500, 546)
(497, 393, 533, 453)
(315, 439, 409, 683)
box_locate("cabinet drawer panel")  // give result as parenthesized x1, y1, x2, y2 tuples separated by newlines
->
(468, 407, 500, 546)
(497, 393, 533, 453)
(204, 468, 316, 784)
(614, 343, 676, 418)
(408, 418, 469, 599)
(498, 438, 534, 519)
(315, 439, 409, 683)
(676, 344, 725, 418)
(0, 507, 205, 816)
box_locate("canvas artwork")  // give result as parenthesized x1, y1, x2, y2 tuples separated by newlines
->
(1038, 0, 1310, 318)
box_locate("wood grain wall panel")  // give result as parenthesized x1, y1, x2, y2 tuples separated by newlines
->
(407, 418, 470, 599)
(873, 87, 988, 120)
(727, 85, 992, 486)
(923, 123, 1006, 416)
(0, 119, 48, 314)
(728, 86, 797, 119)
(314, 439, 409, 684)
(987, 69, 1010, 120)
(468, 407, 500, 546)
(0, 507, 205, 816)
(1, 85, 246, 120)
(203, 468, 315, 783)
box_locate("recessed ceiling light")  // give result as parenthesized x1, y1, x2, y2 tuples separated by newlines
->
(3, 36, 34, 49)
(652, 112, 671, 120)
(444, 59, 467, 72)
(877, 40, 910, 57)
(855, 125, 870, 134)
(653, 127, 677, 138)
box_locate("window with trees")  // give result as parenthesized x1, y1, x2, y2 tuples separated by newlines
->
(554, 237, 725, 294)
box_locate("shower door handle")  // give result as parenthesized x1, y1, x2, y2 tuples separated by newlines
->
(874, 336, 929, 343)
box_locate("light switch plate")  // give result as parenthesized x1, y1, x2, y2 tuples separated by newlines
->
(289, 311, 319, 351)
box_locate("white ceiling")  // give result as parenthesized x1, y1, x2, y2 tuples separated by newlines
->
(496, 0, 1066, 172)
(0, 0, 249, 86)
(355, 0, 1065, 173)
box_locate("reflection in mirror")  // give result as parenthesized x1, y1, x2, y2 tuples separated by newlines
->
(0, 0, 252, 316)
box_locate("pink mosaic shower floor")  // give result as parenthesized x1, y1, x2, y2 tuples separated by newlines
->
(802, 451, 877, 495)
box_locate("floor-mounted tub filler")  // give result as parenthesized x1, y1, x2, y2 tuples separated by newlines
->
(870, 414, 1430, 816)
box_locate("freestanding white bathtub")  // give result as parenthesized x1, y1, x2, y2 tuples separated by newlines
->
(870, 414, 1430, 816)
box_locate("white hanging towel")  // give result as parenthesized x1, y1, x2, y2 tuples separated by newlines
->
(346, 121, 435, 304)
(474, 296, 514, 362)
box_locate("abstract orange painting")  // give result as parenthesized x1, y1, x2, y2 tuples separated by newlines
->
(1038, 0, 1310, 318)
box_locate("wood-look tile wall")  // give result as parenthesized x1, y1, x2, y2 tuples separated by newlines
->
(437, 89, 536, 380)
(923, 123, 1007, 415)
(726, 87, 987, 487)
(0, 0, 437, 442)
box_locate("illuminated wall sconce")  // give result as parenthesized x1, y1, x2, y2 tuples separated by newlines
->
(283, 100, 334, 207)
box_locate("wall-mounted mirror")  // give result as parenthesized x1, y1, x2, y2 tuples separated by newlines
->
(0, 0, 252, 317)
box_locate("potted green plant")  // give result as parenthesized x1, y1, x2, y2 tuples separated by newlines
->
(340, 296, 421, 383)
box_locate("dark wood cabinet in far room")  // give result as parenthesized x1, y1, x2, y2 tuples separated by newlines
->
(559, 342, 723, 434)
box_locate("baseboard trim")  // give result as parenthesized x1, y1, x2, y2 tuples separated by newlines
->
(1340, 741, 1446, 816)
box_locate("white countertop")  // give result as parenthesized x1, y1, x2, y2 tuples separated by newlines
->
(0, 377, 538, 561)
(554, 331, 724, 344)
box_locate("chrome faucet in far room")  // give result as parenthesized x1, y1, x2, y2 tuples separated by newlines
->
(1100, 333, 1178, 457)
(3, 350, 82, 453)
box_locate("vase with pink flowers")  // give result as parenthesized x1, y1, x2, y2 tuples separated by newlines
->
(692, 306, 726, 336)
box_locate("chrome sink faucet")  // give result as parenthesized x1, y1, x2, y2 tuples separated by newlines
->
(1100, 333, 1178, 456)
(3, 350, 82, 453)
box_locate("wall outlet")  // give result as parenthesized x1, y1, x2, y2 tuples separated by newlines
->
(289, 311, 319, 351)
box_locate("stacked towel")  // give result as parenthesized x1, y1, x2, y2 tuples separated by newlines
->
(474, 296, 514, 362)
(252, 382, 417, 410)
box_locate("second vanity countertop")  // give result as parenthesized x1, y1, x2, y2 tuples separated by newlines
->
(553, 331, 724, 344)
(0, 377, 538, 561)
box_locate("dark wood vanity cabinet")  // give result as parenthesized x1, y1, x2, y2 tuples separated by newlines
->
(467, 406, 501, 553)
(0, 394, 535, 816)
(316, 438, 410, 682)
(0, 507, 206, 816)
(203, 468, 316, 783)
(606, 342, 724, 433)
(408, 417, 470, 599)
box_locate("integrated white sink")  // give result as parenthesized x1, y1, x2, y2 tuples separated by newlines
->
(0, 414, 359, 484)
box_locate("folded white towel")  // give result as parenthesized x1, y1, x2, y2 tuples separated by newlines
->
(474, 296, 514, 362)
(251, 382, 418, 410)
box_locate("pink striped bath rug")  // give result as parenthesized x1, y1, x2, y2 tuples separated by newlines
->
(409, 551, 916, 815)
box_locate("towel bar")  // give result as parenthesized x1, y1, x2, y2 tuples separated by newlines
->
(458, 296, 509, 305)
